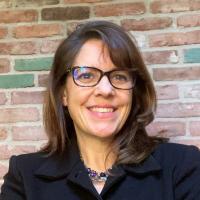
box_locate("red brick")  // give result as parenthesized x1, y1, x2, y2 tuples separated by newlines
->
(143, 50, 178, 65)
(42, 7, 90, 21)
(147, 121, 185, 137)
(0, 41, 37, 55)
(156, 103, 200, 118)
(64, 0, 109, 2)
(0, 27, 7, 39)
(0, 92, 7, 105)
(11, 91, 45, 104)
(189, 121, 200, 136)
(0, 145, 36, 160)
(150, 0, 200, 13)
(0, 128, 7, 140)
(153, 67, 200, 81)
(121, 17, 172, 31)
(0, 58, 10, 73)
(149, 30, 200, 47)
(186, 30, 200, 45)
(13, 24, 64, 39)
(94, 2, 146, 17)
(177, 14, 200, 27)
(0, 163, 8, 179)
(182, 84, 200, 99)
(0, 10, 38, 23)
(0, 108, 40, 123)
(156, 85, 179, 100)
(40, 39, 62, 54)
(149, 33, 186, 47)
(12, 126, 47, 141)
(38, 74, 49, 87)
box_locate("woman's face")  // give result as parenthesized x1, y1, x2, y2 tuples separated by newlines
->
(63, 39, 132, 140)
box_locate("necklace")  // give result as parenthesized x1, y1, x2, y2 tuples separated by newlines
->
(80, 154, 110, 182)
(87, 167, 109, 182)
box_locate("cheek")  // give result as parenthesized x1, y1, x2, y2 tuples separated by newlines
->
(62, 77, 79, 106)
(123, 91, 133, 116)
(65, 84, 94, 108)
(122, 90, 133, 107)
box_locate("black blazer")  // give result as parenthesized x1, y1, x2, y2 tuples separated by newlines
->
(1, 142, 200, 200)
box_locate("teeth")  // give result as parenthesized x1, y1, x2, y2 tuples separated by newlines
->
(90, 107, 114, 113)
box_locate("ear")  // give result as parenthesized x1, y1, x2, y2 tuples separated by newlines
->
(62, 89, 68, 106)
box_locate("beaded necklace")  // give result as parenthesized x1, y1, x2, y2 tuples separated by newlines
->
(80, 155, 110, 182)
(86, 167, 109, 182)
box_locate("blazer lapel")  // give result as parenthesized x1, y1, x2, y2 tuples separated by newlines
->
(34, 142, 100, 198)
(34, 143, 80, 180)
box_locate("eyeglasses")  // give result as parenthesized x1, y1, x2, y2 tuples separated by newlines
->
(66, 66, 136, 90)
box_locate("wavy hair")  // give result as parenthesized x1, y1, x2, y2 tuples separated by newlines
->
(42, 21, 166, 164)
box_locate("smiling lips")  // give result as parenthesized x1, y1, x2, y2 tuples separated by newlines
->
(87, 106, 116, 119)
(89, 107, 114, 113)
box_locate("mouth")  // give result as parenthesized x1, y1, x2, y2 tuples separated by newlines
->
(86, 106, 117, 120)
(89, 107, 114, 113)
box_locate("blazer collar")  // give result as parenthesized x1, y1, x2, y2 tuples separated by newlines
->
(34, 142, 82, 179)
(123, 155, 161, 175)
(34, 143, 161, 179)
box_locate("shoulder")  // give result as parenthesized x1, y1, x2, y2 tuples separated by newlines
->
(8, 151, 49, 172)
(154, 142, 199, 153)
(152, 142, 200, 168)
(152, 143, 200, 199)
(0, 151, 49, 197)
(153, 142, 200, 156)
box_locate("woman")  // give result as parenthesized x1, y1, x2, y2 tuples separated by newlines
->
(1, 21, 200, 200)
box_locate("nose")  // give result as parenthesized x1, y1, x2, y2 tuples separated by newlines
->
(94, 75, 114, 97)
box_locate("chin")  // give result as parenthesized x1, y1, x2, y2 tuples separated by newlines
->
(90, 129, 118, 139)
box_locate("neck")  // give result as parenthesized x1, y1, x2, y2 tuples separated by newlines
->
(76, 134, 116, 172)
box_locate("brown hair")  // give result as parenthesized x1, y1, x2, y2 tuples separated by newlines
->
(42, 21, 166, 164)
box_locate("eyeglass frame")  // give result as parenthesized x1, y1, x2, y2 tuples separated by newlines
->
(66, 66, 137, 90)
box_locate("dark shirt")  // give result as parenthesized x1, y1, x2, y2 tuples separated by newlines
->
(1, 142, 200, 200)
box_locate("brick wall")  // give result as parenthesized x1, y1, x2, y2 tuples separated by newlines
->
(0, 0, 200, 184)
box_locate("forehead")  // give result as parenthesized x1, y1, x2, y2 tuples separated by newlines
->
(73, 39, 116, 70)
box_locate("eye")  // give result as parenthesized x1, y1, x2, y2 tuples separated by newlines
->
(78, 72, 94, 80)
(114, 74, 128, 81)
(74, 70, 96, 84)
(111, 72, 130, 83)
